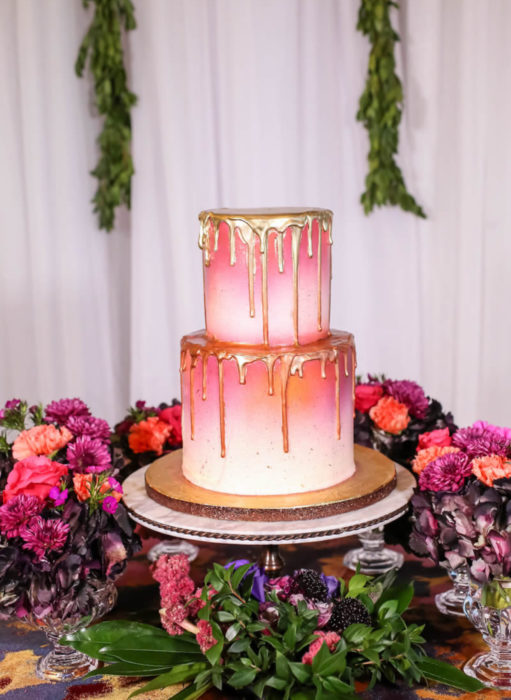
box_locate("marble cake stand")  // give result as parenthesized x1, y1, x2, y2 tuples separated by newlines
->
(122, 464, 415, 573)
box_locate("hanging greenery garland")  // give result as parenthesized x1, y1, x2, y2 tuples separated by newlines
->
(76, 0, 137, 232)
(357, 0, 426, 218)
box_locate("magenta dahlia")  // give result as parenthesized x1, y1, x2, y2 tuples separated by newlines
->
(45, 398, 90, 425)
(66, 415, 111, 443)
(19, 516, 70, 559)
(66, 436, 111, 473)
(453, 425, 510, 458)
(383, 380, 429, 419)
(419, 452, 472, 492)
(0, 495, 44, 538)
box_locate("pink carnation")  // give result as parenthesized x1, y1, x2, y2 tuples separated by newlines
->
(302, 630, 341, 665)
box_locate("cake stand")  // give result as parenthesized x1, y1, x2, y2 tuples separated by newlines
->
(122, 464, 415, 574)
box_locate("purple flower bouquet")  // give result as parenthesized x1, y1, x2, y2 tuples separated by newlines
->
(0, 398, 140, 678)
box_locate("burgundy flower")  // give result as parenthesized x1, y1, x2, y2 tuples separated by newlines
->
(45, 398, 90, 425)
(417, 508, 439, 537)
(488, 531, 511, 563)
(19, 516, 70, 559)
(419, 452, 472, 492)
(5, 399, 21, 410)
(66, 416, 111, 443)
(0, 495, 44, 538)
(383, 380, 429, 419)
(66, 436, 111, 473)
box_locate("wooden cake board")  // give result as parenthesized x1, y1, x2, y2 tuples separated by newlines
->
(144, 445, 396, 522)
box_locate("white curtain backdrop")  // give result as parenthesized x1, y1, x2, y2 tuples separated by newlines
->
(1, 0, 510, 428)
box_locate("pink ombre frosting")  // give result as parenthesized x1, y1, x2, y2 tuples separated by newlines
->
(199, 209, 332, 346)
(180, 330, 356, 496)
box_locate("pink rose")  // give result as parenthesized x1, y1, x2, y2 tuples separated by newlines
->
(158, 405, 182, 446)
(355, 384, 384, 413)
(3, 456, 68, 503)
(418, 428, 452, 450)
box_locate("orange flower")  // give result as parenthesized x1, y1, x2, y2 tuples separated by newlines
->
(412, 445, 460, 475)
(73, 473, 93, 501)
(99, 481, 122, 502)
(128, 417, 172, 455)
(472, 455, 511, 487)
(369, 396, 410, 435)
(13, 425, 73, 461)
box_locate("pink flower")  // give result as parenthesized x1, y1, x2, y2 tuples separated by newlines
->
(102, 496, 118, 514)
(152, 554, 196, 609)
(302, 631, 341, 665)
(158, 404, 182, 446)
(418, 453, 472, 492)
(45, 398, 90, 425)
(418, 428, 452, 450)
(66, 436, 111, 473)
(107, 477, 123, 494)
(472, 421, 511, 444)
(5, 399, 21, 410)
(187, 588, 206, 616)
(3, 457, 69, 503)
(355, 384, 384, 413)
(19, 516, 70, 559)
(160, 603, 187, 636)
(0, 495, 44, 537)
(102, 532, 128, 576)
(49, 486, 68, 506)
(66, 416, 111, 443)
(12, 425, 73, 460)
(196, 619, 216, 653)
(412, 446, 460, 475)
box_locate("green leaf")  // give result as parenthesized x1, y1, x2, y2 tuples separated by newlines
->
(316, 649, 347, 677)
(417, 657, 485, 692)
(288, 660, 312, 683)
(231, 563, 253, 589)
(275, 651, 291, 681)
(283, 623, 297, 650)
(205, 620, 224, 666)
(347, 573, 372, 597)
(85, 663, 171, 678)
(228, 668, 257, 688)
(170, 682, 213, 700)
(128, 663, 208, 698)
(342, 623, 372, 645)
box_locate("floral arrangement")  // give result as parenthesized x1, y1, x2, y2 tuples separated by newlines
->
(0, 398, 140, 620)
(410, 420, 511, 582)
(354, 376, 456, 468)
(63, 555, 482, 697)
(112, 399, 182, 474)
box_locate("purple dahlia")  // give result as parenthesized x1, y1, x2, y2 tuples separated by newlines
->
(0, 495, 44, 538)
(66, 436, 111, 473)
(383, 380, 429, 419)
(20, 516, 70, 559)
(452, 425, 510, 458)
(419, 452, 472, 492)
(45, 398, 90, 425)
(66, 415, 111, 443)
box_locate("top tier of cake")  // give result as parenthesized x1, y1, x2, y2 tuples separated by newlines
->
(199, 208, 333, 346)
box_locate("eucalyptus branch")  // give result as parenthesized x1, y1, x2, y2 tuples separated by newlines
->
(357, 0, 425, 218)
(76, 0, 137, 231)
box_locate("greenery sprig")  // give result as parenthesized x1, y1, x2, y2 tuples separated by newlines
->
(357, 0, 426, 218)
(63, 563, 483, 698)
(76, 0, 137, 231)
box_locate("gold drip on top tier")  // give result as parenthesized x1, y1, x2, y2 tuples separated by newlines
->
(181, 330, 356, 458)
(198, 208, 333, 345)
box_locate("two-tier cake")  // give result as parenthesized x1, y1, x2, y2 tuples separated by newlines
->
(146, 208, 395, 520)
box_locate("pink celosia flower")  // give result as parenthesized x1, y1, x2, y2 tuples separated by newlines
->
(302, 631, 341, 665)
(152, 554, 196, 608)
(45, 398, 90, 425)
(0, 495, 44, 538)
(19, 516, 70, 559)
(187, 588, 206, 616)
(160, 603, 187, 635)
(196, 619, 216, 653)
(66, 436, 111, 473)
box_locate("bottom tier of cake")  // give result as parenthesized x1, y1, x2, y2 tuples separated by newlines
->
(180, 330, 356, 496)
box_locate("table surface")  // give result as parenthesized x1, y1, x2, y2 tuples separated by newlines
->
(0, 532, 509, 700)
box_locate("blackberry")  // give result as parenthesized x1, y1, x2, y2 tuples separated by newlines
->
(327, 597, 371, 632)
(292, 569, 329, 601)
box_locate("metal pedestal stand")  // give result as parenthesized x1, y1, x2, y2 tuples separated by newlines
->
(122, 465, 415, 575)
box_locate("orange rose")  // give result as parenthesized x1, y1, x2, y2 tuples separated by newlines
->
(73, 473, 93, 501)
(369, 396, 410, 435)
(412, 445, 460, 475)
(471, 455, 511, 487)
(13, 425, 73, 461)
(128, 417, 172, 455)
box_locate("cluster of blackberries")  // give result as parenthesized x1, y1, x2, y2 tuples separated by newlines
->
(292, 568, 372, 633)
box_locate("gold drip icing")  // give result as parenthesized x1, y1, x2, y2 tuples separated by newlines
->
(351, 346, 357, 418)
(181, 330, 354, 457)
(218, 359, 226, 458)
(189, 360, 196, 439)
(198, 209, 333, 345)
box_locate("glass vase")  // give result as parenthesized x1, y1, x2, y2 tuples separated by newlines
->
(464, 583, 511, 689)
(435, 564, 470, 617)
(343, 526, 404, 575)
(25, 579, 118, 682)
(147, 538, 199, 564)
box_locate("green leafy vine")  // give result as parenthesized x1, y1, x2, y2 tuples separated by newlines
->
(357, 0, 426, 218)
(76, 0, 137, 231)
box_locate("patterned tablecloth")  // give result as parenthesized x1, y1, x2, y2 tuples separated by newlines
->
(0, 532, 508, 700)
